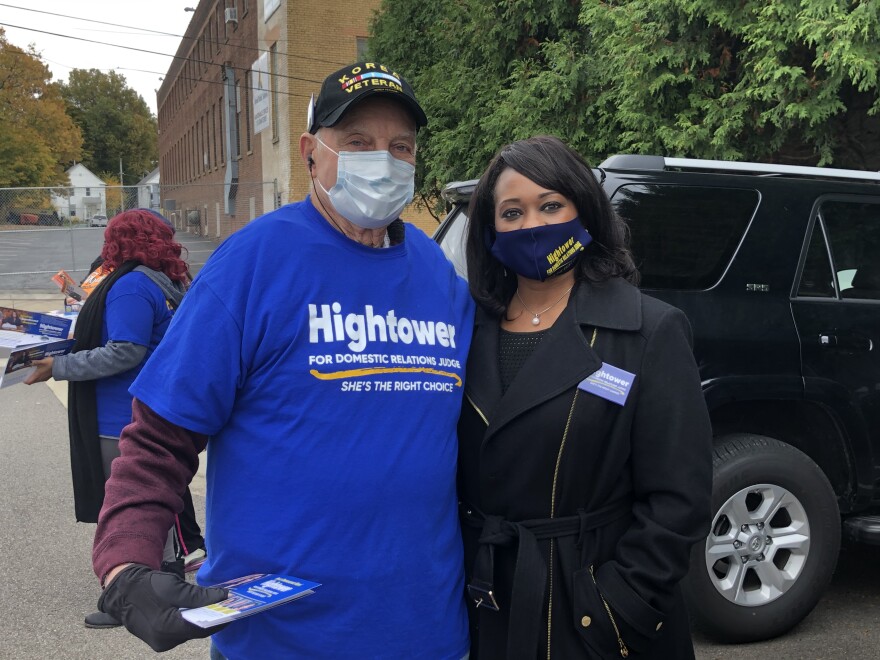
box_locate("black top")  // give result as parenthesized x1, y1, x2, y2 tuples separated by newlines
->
(498, 328, 549, 394)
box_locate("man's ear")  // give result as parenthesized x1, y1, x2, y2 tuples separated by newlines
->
(299, 132, 318, 169)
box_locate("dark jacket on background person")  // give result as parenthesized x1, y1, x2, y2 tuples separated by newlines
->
(66, 264, 186, 522)
(458, 278, 713, 659)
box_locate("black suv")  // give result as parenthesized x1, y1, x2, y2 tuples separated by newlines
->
(434, 154, 880, 643)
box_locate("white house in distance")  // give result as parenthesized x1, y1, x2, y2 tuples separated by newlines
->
(51, 163, 106, 222)
(136, 168, 160, 211)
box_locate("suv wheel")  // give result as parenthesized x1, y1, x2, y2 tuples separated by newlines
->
(682, 434, 840, 642)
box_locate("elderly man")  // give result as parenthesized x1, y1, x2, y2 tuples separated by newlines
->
(93, 62, 474, 659)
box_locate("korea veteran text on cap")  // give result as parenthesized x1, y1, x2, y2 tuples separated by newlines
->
(307, 62, 427, 134)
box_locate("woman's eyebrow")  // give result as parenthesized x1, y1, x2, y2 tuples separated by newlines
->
(498, 191, 559, 205)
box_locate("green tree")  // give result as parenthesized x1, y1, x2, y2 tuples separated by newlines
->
(58, 69, 158, 184)
(370, 0, 588, 200)
(0, 27, 82, 187)
(577, 0, 880, 167)
(370, 0, 880, 199)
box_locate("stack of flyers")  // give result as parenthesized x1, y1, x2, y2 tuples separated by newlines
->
(0, 338, 75, 388)
(0, 307, 72, 339)
(181, 573, 321, 628)
(51, 270, 87, 302)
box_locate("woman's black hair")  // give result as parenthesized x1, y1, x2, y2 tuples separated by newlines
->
(465, 135, 639, 316)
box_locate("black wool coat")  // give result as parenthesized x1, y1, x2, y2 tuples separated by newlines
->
(458, 278, 713, 660)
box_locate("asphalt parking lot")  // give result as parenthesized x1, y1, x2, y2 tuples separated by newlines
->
(3, 378, 880, 659)
(2, 227, 879, 659)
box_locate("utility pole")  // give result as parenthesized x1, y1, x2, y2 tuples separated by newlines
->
(119, 158, 125, 212)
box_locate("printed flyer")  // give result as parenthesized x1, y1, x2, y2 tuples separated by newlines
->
(0, 338, 75, 389)
(181, 573, 320, 628)
(0, 306, 72, 339)
(51, 270, 87, 302)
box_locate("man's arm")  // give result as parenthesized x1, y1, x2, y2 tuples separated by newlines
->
(92, 398, 227, 653)
(93, 397, 209, 583)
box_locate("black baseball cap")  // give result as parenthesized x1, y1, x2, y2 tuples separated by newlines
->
(307, 62, 427, 134)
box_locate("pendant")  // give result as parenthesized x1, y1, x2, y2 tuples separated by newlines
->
(531, 315, 541, 326)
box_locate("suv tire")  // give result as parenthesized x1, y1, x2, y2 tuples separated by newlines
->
(683, 434, 840, 642)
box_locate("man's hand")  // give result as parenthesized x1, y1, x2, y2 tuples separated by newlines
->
(98, 564, 229, 652)
(23, 357, 53, 385)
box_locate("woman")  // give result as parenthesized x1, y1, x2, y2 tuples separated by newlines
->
(25, 209, 194, 627)
(75, 210, 208, 573)
(458, 136, 712, 659)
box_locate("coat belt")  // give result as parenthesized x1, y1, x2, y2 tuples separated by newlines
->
(461, 498, 632, 660)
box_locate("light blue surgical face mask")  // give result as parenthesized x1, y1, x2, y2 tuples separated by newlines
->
(315, 137, 415, 229)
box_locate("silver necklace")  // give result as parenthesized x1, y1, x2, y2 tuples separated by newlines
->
(515, 284, 574, 326)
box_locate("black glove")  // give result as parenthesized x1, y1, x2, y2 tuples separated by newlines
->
(98, 564, 229, 652)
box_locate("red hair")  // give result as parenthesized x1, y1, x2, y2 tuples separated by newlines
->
(101, 209, 189, 282)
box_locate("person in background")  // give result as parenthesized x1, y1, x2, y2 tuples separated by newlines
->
(76, 210, 208, 572)
(25, 208, 193, 627)
(458, 135, 713, 659)
(90, 62, 474, 659)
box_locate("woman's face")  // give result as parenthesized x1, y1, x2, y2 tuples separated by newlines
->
(493, 168, 578, 233)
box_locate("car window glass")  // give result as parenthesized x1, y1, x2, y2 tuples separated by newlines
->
(611, 184, 758, 290)
(821, 200, 880, 301)
(436, 208, 469, 278)
(797, 221, 835, 298)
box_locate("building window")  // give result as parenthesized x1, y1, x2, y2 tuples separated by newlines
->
(200, 115, 205, 172)
(356, 37, 369, 60)
(193, 126, 198, 177)
(270, 43, 278, 140)
(244, 70, 252, 153)
(235, 80, 242, 159)
(85, 187, 91, 196)
(219, 96, 225, 164)
(212, 104, 217, 168)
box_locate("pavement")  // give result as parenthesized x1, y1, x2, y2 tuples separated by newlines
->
(0, 292, 210, 659)
(0, 381, 211, 659)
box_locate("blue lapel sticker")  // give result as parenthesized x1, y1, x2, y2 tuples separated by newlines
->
(578, 363, 636, 406)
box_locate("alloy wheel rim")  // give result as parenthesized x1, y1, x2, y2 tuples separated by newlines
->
(705, 483, 811, 606)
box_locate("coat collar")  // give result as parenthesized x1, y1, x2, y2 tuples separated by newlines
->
(466, 277, 642, 439)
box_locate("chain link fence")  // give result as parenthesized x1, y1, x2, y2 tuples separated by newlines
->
(0, 182, 278, 293)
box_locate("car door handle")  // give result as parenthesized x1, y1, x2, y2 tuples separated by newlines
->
(819, 334, 837, 346)
(819, 334, 873, 351)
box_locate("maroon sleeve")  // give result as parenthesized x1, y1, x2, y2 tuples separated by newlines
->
(92, 398, 208, 582)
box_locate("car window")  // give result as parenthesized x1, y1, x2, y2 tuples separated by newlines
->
(821, 199, 880, 300)
(436, 207, 469, 279)
(797, 222, 836, 298)
(610, 184, 759, 290)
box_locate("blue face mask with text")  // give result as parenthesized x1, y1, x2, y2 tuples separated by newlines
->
(489, 217, 592, 281)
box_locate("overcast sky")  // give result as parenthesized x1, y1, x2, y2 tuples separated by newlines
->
(1, 0, 196, 116)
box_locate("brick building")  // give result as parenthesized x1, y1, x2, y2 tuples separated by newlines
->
(157, 0, 438, 240)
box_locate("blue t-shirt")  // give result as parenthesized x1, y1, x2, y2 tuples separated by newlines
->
(131, 199, 475, 659)
(96, 271, 174, 437)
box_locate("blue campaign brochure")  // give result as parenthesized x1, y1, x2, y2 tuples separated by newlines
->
(578, 362, 636, 406)
(20, 310, 72, 339)
(181, 573, 321, 628)
(0, 338, 75, 389)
